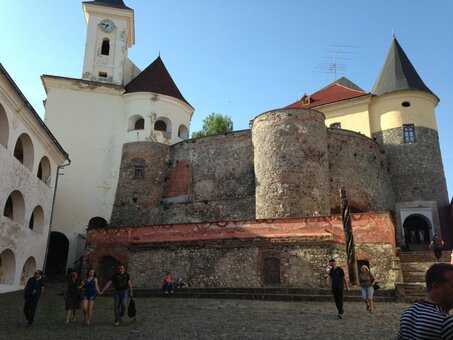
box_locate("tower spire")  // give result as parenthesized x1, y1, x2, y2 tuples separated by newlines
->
(371, 38, 437, 99)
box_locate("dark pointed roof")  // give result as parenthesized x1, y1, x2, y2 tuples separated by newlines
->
(82, 0, 132, 10)
(371, 38, 436, 98)
(125, 56, 192, 108)
(285, 77, 368, 109)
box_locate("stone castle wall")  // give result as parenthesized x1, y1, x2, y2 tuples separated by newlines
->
(110, 142, 170, 226)
(252, 109, 330, 218)
(86, 213, 398, 288)
(157, 130, 256, 223)
(373, 127, 448, 206)
(109, 110, 400, 225)
(328, 129, 395, 212)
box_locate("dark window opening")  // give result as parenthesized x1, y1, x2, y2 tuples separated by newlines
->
(401, 101, 411, 107)
(403, 124, 415, 143)
(29, 213, 34, 230)
(87, 217, 108, 229)
(330, 122, 341, 129)
(135, 118, 144, 130)
(3, 196, 13, 219)
(99, 72, 108, 78)
(37, 163, 43, 180)
(134, 165, 144, 179)
(154, 120, 167, 132)
(14, 139, 24, 163)
(101, 39, 110, 56)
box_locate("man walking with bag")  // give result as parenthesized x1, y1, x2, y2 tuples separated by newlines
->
(101, 264, 133, 326)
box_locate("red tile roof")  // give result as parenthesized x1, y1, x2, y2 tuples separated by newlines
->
(285, 83, 368, 109)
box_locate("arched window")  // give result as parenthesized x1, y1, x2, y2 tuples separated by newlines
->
(3, 191, 25, 225)
(88, 216, 108, 229)
(37, 156, 51, 184)
(128, 115, 145, 131)
(29, 206, 44, 232)
(135, 118, 144, 130)
(178, 125, 189, 139)
(13, 133, 34, 171)
(0, 103, 8, 149)
(0, 249, 16, 284)
(154, 120, 167, 131)
(101, 39, 110, 56)
(21, 257, 36, 285)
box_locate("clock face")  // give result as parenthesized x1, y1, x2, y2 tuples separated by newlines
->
(100, 19, 115, 33)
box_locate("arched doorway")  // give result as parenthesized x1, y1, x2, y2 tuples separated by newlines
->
(96, 256, 120, 287)
(403, 215, 431, 250)
(45, 232, 69, 275)
(0, 249, 16, 284)
(263, 257, 281, 287)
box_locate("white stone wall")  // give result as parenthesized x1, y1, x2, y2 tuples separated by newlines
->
(0, 72, 66, 288)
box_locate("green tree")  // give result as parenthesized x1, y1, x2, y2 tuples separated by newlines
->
(191, 113, 233, 138)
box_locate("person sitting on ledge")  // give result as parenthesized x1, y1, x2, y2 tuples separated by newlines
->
(162, 272, 174, 293)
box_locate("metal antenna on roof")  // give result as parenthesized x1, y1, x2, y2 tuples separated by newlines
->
(315, 44, 360, 81)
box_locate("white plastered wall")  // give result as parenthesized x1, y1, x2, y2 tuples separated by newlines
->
(0, 74, 65, 288)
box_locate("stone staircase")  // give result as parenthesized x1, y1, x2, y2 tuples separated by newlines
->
(396, 250, 451, 301)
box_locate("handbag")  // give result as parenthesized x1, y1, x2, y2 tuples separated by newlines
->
(373, 283, 380, 291)
(128, 298, 136, 318)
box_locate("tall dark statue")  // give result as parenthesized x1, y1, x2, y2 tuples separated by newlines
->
(340, 187, 359, 285)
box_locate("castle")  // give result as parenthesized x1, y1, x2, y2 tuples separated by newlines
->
(40, 0, 450, 287)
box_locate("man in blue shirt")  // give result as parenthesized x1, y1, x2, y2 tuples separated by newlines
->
(328, 258, 349, 318)
(23, 270, 45, 326)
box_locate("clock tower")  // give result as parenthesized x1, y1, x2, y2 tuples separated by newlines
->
(81, 0, 135, 85)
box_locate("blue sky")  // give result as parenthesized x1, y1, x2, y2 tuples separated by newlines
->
(1, 1, 452, 197)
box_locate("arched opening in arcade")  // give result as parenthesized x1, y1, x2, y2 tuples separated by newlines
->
(96, 256, 120, 287)
(0, 249, 16, 285)
(45, 231, 69, 276)
(20, 257, 36, 285)
(403, 214, 432, 250)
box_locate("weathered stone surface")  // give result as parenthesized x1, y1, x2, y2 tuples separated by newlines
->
(110, 141, 170, 226)
(373, 127, 448, 205)
(328, 129, 395, 212)
(252, 109, 330, 218)
(87, 213, 397, 288)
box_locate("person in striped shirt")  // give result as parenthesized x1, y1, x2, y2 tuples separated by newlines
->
(397, 263, 453, 339)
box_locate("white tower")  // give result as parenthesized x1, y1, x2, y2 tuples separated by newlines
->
(81, 0, 135, 85)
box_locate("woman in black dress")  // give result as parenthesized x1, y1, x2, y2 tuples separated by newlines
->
(65, 271, 81, 323)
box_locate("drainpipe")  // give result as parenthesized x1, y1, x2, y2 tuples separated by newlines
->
(43, 159, 71, 274)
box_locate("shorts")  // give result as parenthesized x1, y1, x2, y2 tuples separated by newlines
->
(82, 294, 96, 301)
(361, 286, 374, 300)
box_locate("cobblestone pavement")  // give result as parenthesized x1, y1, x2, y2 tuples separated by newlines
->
(0, 282, 410, 340)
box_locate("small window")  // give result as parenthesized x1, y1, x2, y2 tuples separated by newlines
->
(154, 120, 167, 132)
(134, 165, 144, 179)
(330, 122, 341, 129)
(101, 39, 110, 56)
(401, 101, 411, 107)
(135, 118, 144, 130)
(99, 72, 108, 78)
(403, 124, 415, 143)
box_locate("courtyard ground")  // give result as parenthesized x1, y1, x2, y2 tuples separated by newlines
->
(0, 281, 410, 340)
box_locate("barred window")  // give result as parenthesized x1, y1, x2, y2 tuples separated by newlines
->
(403, 124, 415, 143)
(134, 165, 144, 179)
